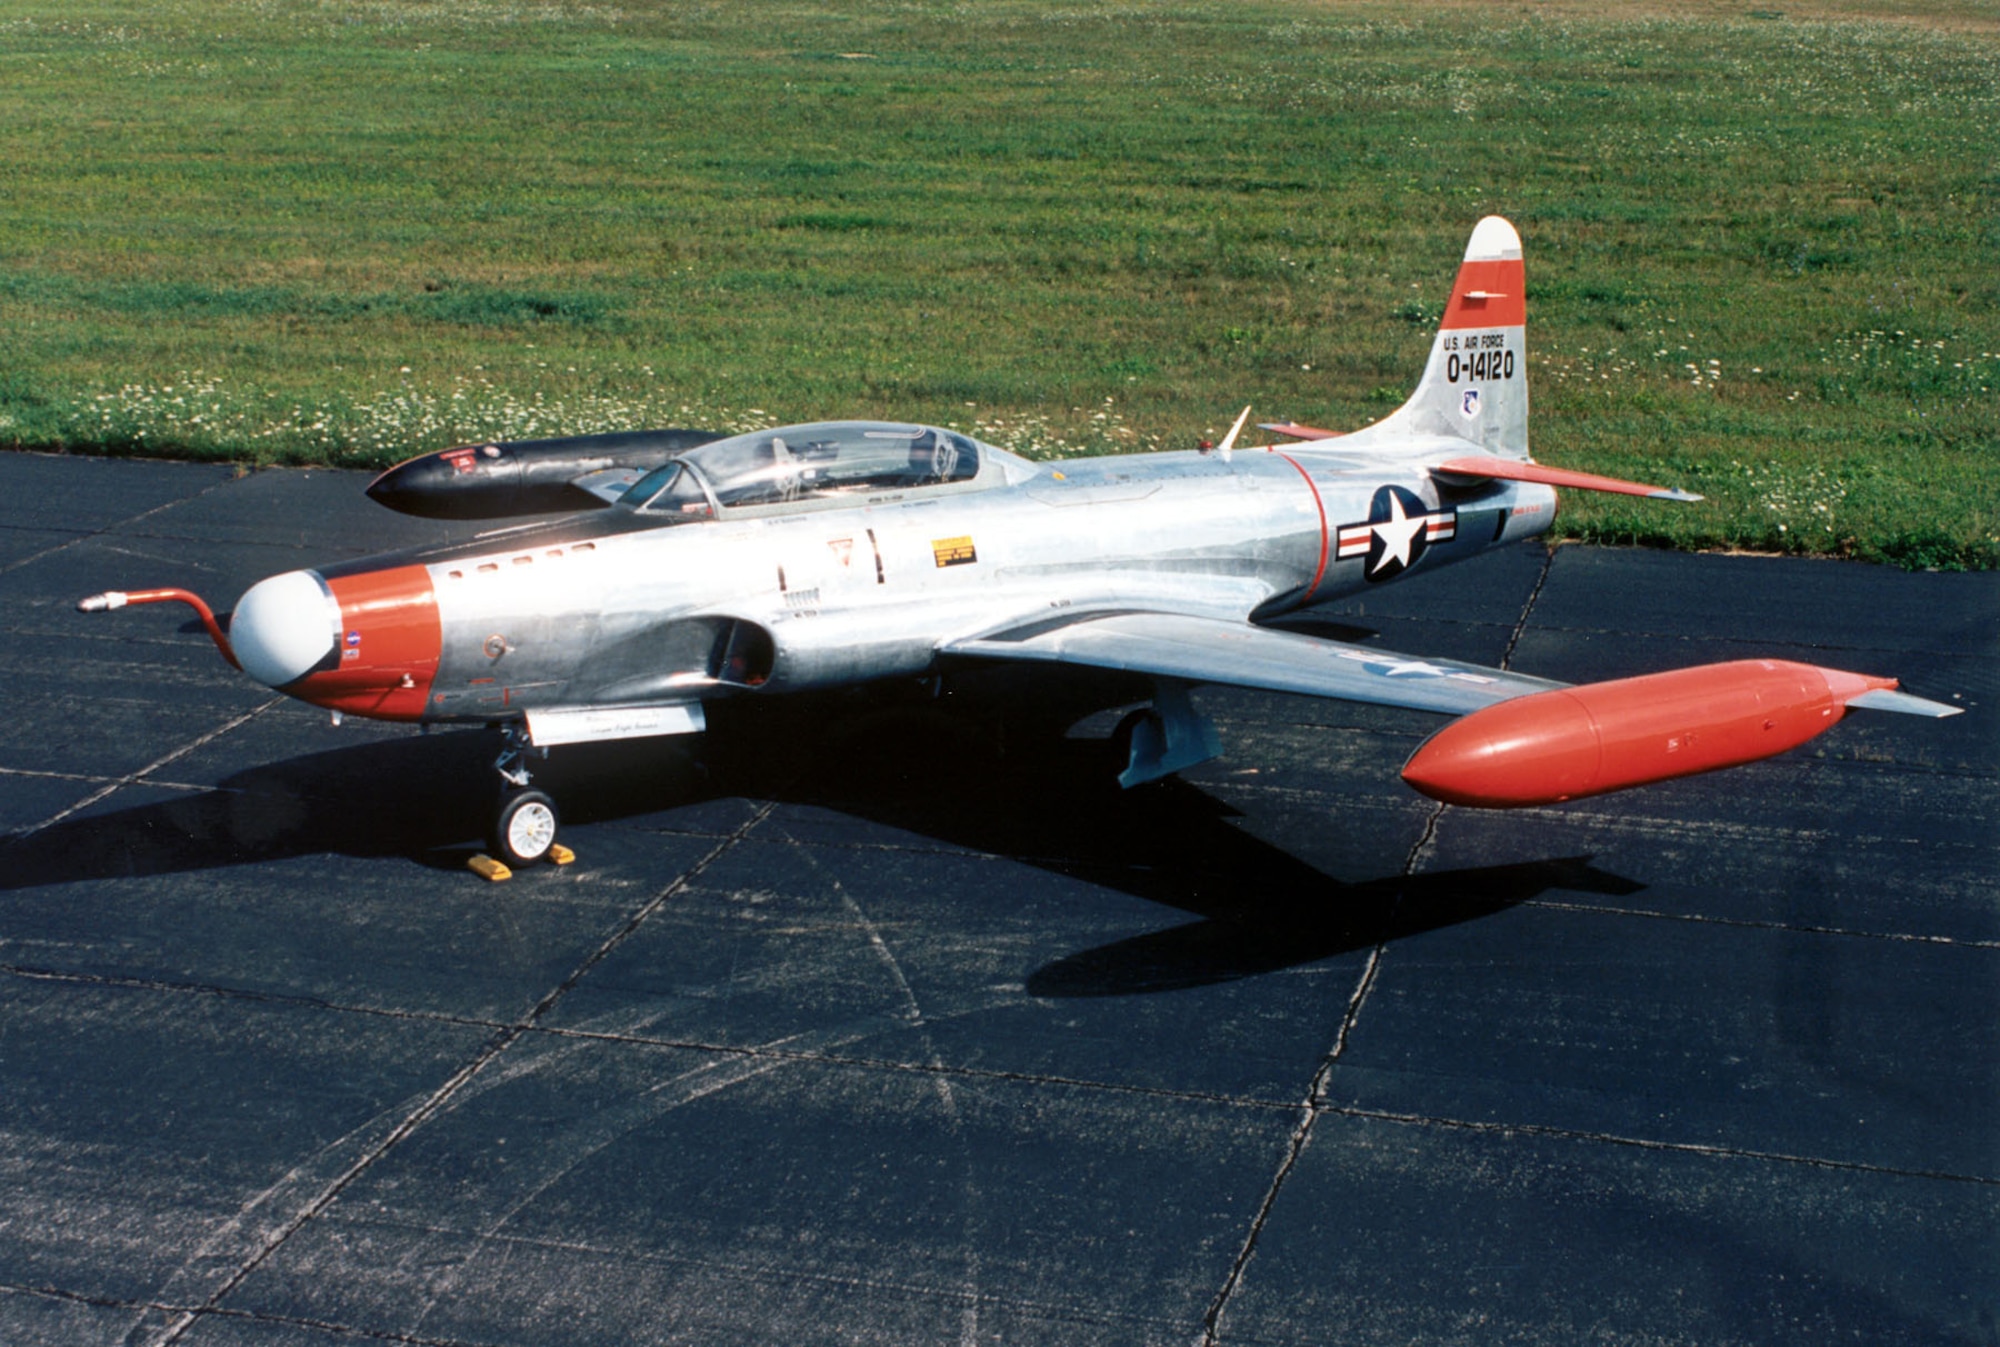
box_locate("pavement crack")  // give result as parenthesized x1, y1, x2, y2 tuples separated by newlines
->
(0, 468, 242, 579)
(4, 697, 284, 845)
(1322, 1105, 2000, 1188)
(1498, 540, 1557, 672)
(0, 961, 507, 1029)
(783, 824, 986, 1347)
(1201, 639, 1479, 1347)
(1521, 897, 2000, 950)
(0, 959, 1301, 1114)
(140, 798, 780, 1347)
(1199, 940, 1390, 1346)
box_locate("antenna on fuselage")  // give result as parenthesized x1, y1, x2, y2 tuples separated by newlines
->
(1217, 405, 1252, 463)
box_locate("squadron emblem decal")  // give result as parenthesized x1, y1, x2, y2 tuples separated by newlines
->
(1336, 485, 1456, 582)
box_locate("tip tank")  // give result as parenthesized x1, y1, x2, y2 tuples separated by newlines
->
(1401, 659, 1951, 808)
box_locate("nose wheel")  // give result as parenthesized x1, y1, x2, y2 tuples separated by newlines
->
(486, 723, 563, 868)
(490, 788, 561, 868)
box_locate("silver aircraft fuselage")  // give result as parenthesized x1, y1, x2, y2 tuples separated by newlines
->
(81, 216, 1958, 870)
(285, 431, 1553, 730)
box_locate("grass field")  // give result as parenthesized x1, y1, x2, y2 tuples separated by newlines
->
(1, 0, 1994, 566)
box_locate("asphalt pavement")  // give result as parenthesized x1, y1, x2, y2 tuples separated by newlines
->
(0, 451, 1993, 1346)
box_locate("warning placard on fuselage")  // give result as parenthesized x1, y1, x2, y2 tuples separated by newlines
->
(932, 536, 977, 567)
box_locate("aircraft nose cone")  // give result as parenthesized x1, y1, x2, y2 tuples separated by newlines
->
(365, 456, 453, 517)
(230, 570, 337, 687)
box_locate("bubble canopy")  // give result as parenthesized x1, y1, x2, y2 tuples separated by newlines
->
(618, 421, 985, 518)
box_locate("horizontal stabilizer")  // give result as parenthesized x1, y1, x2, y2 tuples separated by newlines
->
(1259, 422, 1344, 441)
(1434, 456, 1701, 502)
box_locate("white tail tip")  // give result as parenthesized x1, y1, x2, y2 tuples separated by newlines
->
(1464, 216, 1521, 262)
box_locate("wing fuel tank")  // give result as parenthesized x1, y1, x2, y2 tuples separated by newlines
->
(1401, 660, 1916, 807)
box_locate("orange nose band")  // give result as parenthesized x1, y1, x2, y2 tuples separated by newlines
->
(291, 565, 441, 721)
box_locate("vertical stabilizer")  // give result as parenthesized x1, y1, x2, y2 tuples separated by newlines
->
(1341, 216, 1529, 460)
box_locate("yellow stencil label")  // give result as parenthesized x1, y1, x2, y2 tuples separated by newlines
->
(932, 535, 977, 567)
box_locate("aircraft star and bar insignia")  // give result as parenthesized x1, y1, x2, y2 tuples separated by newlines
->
(1336, 485, 1456, 581)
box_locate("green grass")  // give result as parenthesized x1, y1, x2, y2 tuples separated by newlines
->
(1, 0, 1995, 566)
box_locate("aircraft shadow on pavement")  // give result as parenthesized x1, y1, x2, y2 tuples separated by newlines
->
(0, 671, 1641, 994)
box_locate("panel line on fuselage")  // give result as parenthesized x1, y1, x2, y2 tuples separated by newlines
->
(1271, 450, 1331, 601)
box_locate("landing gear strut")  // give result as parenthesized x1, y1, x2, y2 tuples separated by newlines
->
(488, 723, 561, 867)
(1111, 680, 1222, 789)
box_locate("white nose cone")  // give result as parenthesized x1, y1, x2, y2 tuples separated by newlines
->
(231, 570, 338, 687)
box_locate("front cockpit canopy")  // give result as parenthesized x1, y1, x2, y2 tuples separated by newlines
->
(619, 421, 985, 519)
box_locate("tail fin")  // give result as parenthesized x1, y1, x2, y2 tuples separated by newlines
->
(1342, 216, 1528, 460)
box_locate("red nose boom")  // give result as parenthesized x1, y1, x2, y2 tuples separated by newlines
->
(1402, 659, 1902, 808)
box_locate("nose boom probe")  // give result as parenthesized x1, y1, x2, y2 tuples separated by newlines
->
(77, 588, 239, 670)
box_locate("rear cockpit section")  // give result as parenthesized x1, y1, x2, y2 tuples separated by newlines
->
(617, 421, 1003, 521)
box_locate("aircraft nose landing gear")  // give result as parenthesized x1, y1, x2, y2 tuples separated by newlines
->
(491, 787, 560, 867)
(487, 723, 564, 868)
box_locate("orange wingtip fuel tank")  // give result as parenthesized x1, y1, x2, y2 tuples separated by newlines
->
(1401, 660, 1898, 808)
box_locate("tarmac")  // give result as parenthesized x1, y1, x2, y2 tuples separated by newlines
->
(0, 450, 1993, 1346)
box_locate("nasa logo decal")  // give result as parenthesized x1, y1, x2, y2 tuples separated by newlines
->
(1335, 485, 1457, 582)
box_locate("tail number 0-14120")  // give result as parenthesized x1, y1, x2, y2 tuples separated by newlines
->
(1447, 347, 1514, 383)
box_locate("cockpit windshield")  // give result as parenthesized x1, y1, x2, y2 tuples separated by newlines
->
(617, 462, 714, 518)
(620, 421, 982, 515)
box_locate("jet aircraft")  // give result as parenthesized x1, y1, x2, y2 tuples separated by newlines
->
(79, 217, 1959, 869)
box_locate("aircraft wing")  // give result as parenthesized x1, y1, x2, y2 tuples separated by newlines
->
(942, 610, 1564, 715)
